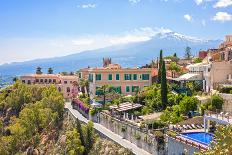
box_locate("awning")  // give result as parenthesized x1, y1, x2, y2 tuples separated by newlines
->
(173, 73, 202, 81)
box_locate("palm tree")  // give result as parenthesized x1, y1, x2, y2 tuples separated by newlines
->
(79, 79, 89, 95)
(47, 67, 53, 74)
(36, 67, 42, 74)
(96, 85, 114, 107)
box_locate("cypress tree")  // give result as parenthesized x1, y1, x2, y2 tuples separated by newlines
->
(157, 50, 163, 83)
(76, 118, 85, 148)
(161, 60, 168, 110)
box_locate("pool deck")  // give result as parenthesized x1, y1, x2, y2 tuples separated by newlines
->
(181, 129, 205, 133)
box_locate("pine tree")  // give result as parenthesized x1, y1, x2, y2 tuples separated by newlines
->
(47, 67, 53, 74)
(161, 60, 168, 110)
(36, 67, 42, 74)
(157, 50, 163, 83)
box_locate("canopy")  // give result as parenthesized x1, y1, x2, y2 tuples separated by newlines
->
(173, 73, 202, 81)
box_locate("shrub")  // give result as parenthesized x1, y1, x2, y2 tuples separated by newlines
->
(134, 133, 141, 140)
(121, 125, 127, 132)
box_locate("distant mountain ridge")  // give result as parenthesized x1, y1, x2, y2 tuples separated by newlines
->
(0, 29, 222, 78)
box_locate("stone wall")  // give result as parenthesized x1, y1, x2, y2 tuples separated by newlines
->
(219, 93, 232, 113)
(167, 137, 201, 155)
(99, 112, 166, 155)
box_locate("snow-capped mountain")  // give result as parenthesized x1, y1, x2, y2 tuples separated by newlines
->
(0, 29, 222, 78)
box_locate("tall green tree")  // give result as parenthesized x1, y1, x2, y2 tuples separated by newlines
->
(84, 121, 94, 154)
(47, 68, 53, 74)
(161, 60, 168, 110)
(76, 118, 85, 149)
(157, 50, 163, 83)
(185, 46, 192, 60)
(65, 128, 84, 155)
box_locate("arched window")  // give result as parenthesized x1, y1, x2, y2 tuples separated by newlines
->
(67, 87, 70, 92)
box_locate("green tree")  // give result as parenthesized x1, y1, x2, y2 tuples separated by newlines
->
(193, 57, 202, 63)
(211, 95, 223, 110)
(47, 67, 53, 74)
(179, 96, 199, 115)
(96, 85, 114, 107)
(76, 118, 85, 148)
(161, 60, 168, 110)
(84, 121, 95, 154)
(66, 128, 84, 155)
(36, 67, 42, 74)
(169, 62, 181, 78)
(157, 50, 163, 83)
(79, 79, 89, 95)
(185, 46, 192, 60)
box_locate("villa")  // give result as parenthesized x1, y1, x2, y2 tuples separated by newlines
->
(78, 58, 153, 100)
(174, 35, 232, 93)
(19, 74, 78, 100)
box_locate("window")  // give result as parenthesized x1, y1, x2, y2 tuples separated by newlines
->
(133, 74, 137, 80)
(53, 79, 56, 83)
(49, 79, 52, 83)
(64, 81, 67, 84)
(67, 87, 70, 92)
(58, 87, 62, 92)
(126, 86, 130, 92)
(44, 79, 47, 83)
(124, 74, 132, 80)
(108, 74, 113, 81)
(132, 86, 139, 92)
(27, 80, 31, 84)
(40, 79, 43, 83)
(22, 80, 25, 83)
(116, 74, 120, 80)
(142, 74, 150, 80)
(89, 74, 93, 82)
(96, 74, 102, 81)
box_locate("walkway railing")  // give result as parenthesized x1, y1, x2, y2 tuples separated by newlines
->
(204, 110, 232, 124)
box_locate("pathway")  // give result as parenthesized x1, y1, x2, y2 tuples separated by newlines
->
(65, 102, 151, 155)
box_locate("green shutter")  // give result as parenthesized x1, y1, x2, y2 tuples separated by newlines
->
(126, 86, 130, 92)
(108, 74, 112, 80)
(142, 74, 149, 80)
(116, 74, 120, 80)
(96, 74, 102, 81)
(133, 74, 137, 80)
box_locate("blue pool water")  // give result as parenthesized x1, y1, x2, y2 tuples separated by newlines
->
(181, 132, 213, 145)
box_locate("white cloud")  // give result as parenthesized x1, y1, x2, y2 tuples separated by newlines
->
(195, 0, 203, 5)
(72, 39, 94, 46)
(214, 0, 232, 8)
(129, 0, 141, 4)
(212, 12, 232, 22)
(78, 4, 96, 9)
(184, 14, 193, 21)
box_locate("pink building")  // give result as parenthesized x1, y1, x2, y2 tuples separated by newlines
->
(19, 74, 79, 100)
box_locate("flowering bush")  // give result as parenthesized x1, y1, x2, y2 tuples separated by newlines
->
(72, 99, 90, 114)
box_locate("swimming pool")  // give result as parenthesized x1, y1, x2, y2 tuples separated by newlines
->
(181, 132, 213, 145)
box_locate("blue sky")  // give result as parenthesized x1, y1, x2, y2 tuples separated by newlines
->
(0, 0, 232, 64)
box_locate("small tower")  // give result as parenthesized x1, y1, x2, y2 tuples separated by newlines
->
(103, 58, 112, 68)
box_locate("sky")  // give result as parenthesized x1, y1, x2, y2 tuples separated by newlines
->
(0, 0, 232, 64)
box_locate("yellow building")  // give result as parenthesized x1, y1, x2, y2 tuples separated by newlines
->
(79, 63, 152, 99)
